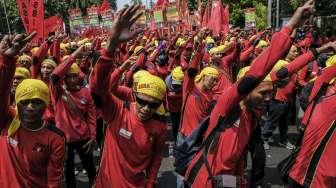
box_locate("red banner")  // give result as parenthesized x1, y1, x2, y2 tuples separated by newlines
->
(16, 0, 30, 32)
(29, 0, 44, 42)
(44, 16, 64, 39)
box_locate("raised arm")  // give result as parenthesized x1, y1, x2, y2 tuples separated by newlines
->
(206, 0, 315, 136)
(0, 32, 36, 125)
(32, 39, 53, 78)
(90, 5, 143, 122)
(273, 42, 336, 81)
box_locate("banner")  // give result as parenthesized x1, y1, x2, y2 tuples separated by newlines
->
(43, 16, 64, 38)
(166, 5, 179, 22)
(87, 6, 100, 27)
(153, 10, 164, 23)
(16, 0, 30, 32)
(101, 9, 114, 28)
(69, 8, 84, 33)
(29, 0, 44, 41)
(245, 8, 256, 29)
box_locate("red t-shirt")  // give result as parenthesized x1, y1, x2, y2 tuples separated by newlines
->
(90, 50, 167, 188)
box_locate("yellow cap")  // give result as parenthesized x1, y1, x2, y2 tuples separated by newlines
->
(133, 70, 150, 84)
(326, 55, 336, 67)
(176, 38, 186, 47)
(171, 66, 184, 82)
(15, 67, 31, 79)
(8, 79, 50, 137)
(136, 74, 166, 101)
(42, 59, 57, 68)
(195, 67, 219, 82)
(256, 40, 269, 49)
(60, 43, 69, 55)
(30, 47, 39, 55)
(206, 36, 215, 44)
(67, 63, 80, 74)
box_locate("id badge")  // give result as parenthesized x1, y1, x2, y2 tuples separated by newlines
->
(220, 174, 237, 187)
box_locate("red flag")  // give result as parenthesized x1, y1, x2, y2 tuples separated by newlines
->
(150, 17, 156, 31)
(29, 0, 44, 42)
(16, 0, 30, 32)
(202, 0, 210, 28)
(194, 0, 202, 26)
(222, 5, 230, 35)
(43, 16, 64, 39)
(100, 0, 111, 13)
(208, 0, 229, 36)
(156, 0, 169, 8)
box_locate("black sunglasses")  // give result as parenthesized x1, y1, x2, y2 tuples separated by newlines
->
(135, 95, 161, 109)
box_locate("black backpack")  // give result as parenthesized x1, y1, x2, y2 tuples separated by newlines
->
(173, 107, 241, 176)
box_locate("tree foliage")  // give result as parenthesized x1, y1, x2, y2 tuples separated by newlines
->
(255, 3, 267, 30)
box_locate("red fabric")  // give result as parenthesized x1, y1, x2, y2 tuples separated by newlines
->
(90, 50, 167, 188)
(185, 26, 293, 187)
(289, 87, 336, 187)
(166, 88, 183, 113)
(16, 0, 30, 32)
(0, 54, 65, 188)
(179, 47, 214, 137)
(50, 56, 96, 143)
(109, 67, 133, 101)
(43, 16, 63, 39)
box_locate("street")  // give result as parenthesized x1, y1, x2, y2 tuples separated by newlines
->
(70, 125, 297, 188)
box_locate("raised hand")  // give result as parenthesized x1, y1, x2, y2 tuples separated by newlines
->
(107, 5, 143, 54)
(0, 31, 36, 57)
(287, 0, 315, 29)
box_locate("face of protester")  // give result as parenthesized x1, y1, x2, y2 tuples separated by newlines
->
(211, 53, 223, 64)
(12, 76, 25, 91)
(41, 64, 54, 80)
(64, 73, 81, 91)
(17, 98, 46, 129)
(134, 93, 162, 121)
(286, 45, 299, 61)
(200, 75, 218, 91)
(184, 48, 193, 61)
(245, 81, 274, 112)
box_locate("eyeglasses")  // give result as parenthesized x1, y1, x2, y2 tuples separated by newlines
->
(135, 95, 162, 109)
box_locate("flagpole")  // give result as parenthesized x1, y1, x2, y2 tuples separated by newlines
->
(2, 0, 11, 34)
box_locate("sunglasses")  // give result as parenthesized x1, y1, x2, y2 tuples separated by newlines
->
(135, 95, 162, 109)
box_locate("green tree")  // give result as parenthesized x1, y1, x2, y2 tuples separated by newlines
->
(255, 2, 267, 30)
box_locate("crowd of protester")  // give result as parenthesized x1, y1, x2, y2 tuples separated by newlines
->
(0, 1, 336, 187)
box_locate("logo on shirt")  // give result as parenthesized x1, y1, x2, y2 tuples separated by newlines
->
(119, 128, 132, 139)
(33, 143, 48, 153)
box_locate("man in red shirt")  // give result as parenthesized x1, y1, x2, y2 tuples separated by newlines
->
(90, 5, 167, 188)
(50, 46, 97, 187)
(0, 32, 65, 188)
(183, 1, 315, 187)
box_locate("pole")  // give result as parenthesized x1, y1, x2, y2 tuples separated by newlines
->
(2, 0, 11, 34)
(276, 0, 280, 30)
(267, 0, 272, 28)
